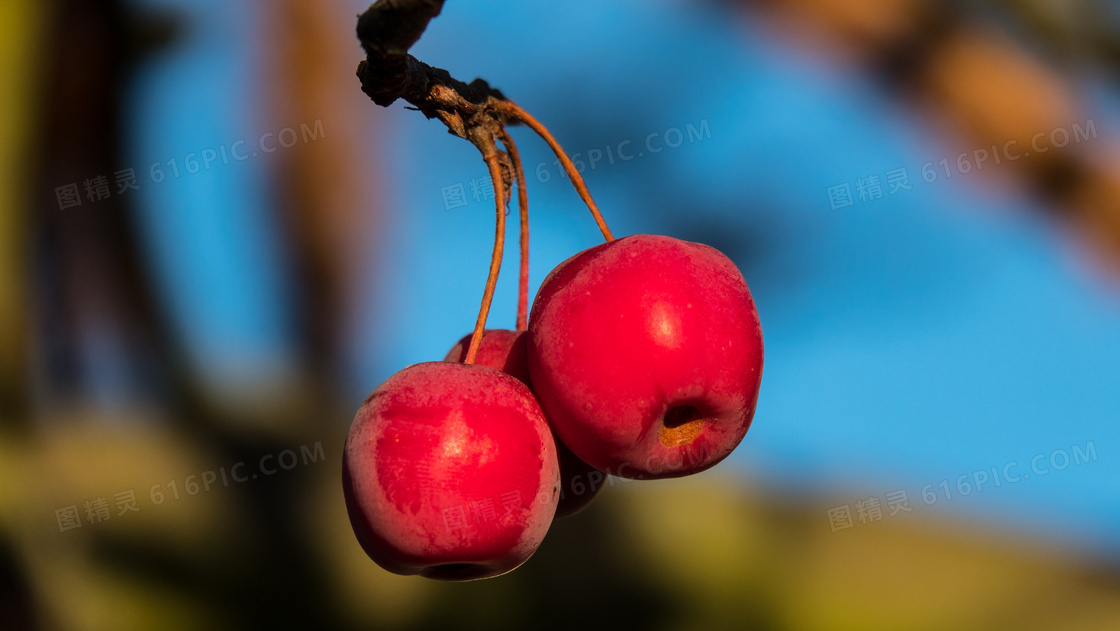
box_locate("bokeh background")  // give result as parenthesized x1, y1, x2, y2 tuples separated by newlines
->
(2, 0, 1120, 629)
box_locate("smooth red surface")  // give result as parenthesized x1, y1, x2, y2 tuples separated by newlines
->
(527, 234, 764, 479)
(444, 329, 532, 382)
(343, 362, 560, 580)
(445, 329, 603, 517)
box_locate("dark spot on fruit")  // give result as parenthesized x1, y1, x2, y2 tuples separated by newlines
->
(659, 405, 704, 446)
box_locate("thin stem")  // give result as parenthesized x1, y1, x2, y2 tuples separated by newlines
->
(498, 128, 530, 331)
(464, 153, 508, 364)
(500, 102, 614, 242)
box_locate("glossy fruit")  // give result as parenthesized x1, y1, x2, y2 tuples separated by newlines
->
(444, 329, 532, 385)
(342, 361, 560, 580)
(445, 329, 604, 517)
(527, 234, 764, 479)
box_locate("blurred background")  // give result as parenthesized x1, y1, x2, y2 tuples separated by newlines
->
(2, 0, 1120, 628)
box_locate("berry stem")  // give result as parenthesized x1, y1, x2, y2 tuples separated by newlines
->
(501, 102, 614, 242)
(498, 128, 530, 331)
(464, 153, 508, 364)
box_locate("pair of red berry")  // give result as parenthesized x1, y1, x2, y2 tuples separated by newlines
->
(342, 233, 764, 581)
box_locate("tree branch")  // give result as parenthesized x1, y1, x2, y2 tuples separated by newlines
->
(355, 0, 507, 134)
(354, 0, 613, 243)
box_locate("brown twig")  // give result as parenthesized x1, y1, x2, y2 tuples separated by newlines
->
(356, 0, 509, 147)
(356, 1, 501, 109)
(497, 128, 530, 331)
(499, 102, 614, 242)
(355, 2, 613, 246)
(355, 0, 615, 351)
(463, 153, 508, 364)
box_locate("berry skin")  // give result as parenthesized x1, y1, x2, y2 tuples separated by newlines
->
(343, 361, 560, 580)
(445, 329, 604, 517)
(527, 234, 764, 479)
(444, 329, 533, 385)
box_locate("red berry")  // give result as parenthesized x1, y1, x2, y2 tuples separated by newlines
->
(342, 361, 560, 580)
(444, 329, 532, 383)
(551, 437, 605, 517)
(527, 234, 764, 479)
(445, 329, 604, 517)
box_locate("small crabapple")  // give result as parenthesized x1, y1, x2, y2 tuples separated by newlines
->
(343, 361, 560, 580)
(527, 234, 764, 479)
(446, 329, 604, 517)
